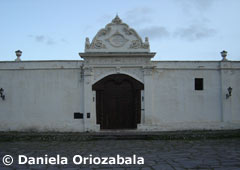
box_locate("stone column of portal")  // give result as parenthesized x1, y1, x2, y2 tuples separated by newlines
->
(219, 61, 233, 123)
(83, 67, 100, 131)
(139, 67, 155, 129)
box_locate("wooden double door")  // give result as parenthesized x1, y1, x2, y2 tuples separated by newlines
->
(92, 74, 144, 129)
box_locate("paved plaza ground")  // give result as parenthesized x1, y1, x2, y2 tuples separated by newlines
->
(0, 138, 240, 170)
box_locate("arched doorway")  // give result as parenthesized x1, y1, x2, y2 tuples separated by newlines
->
(92, 74, 144, 129)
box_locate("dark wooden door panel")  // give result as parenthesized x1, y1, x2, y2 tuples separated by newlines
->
(93, 74, 143, 130)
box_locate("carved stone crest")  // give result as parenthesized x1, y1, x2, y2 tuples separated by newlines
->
(107, 32, 128, 47)
(91, 40, 106, 49)
(129, 37, 149, 49)
(130, 40, 141, 49)
(84, 15, 150, 52)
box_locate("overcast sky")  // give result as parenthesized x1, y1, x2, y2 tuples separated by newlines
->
(0, 0, 240, 61)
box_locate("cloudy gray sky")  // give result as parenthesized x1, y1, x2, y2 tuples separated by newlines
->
(0, 0, 239, 61)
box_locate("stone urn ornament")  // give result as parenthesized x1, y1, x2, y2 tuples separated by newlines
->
(15, 50, 22, 61)
(221, 50, 228, 61)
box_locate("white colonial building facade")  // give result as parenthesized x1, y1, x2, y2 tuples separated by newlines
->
(0, 16, 240, 132)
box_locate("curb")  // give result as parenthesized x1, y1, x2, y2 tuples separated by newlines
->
(0, 130, 240, 142)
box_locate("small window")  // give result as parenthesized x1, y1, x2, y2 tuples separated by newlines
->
(195, 78, 204, 90)
(74, 112, 83, 119)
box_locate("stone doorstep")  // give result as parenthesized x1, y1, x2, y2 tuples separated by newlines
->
(0, 129, 240, 142)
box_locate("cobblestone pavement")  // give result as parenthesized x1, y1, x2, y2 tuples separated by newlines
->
(0, 138, 240, 170)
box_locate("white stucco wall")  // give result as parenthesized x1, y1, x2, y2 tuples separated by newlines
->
(222, 66, 240, 122)
(139, 61, 240, 131)
(0, 61, 85, 131)
(152, 69, 221, 123)
(0, 60, 239, 132)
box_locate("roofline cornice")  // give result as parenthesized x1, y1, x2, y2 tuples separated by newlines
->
(79, 52, 156, 58)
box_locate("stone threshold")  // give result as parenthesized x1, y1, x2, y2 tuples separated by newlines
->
(0, 129, 239, 142)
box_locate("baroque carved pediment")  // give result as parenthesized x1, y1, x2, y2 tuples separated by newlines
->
(85, 15, 150, 53)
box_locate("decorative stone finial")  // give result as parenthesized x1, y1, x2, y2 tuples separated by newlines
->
(15, 50, 22, 61)
(145, 37, 149, 42)
(221, 50, 228, 61)
(143, 37, 150, 49)
(85, 37, 90, 49)
(112, 15, 122, 24)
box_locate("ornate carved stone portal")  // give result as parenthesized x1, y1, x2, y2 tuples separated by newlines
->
(85, 15, 150, 53)
(79, 15, 155, 131)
